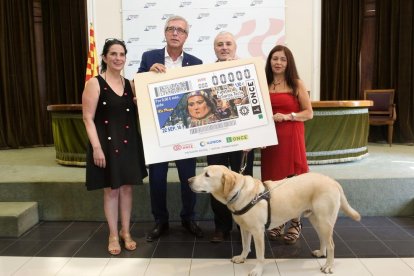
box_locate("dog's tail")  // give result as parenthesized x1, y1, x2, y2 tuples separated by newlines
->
(339, 186, 361, 221)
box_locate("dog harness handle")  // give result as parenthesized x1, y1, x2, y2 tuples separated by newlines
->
(231, 183, 272, 229)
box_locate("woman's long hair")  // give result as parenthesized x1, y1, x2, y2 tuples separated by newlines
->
(265, 45, 300, 96)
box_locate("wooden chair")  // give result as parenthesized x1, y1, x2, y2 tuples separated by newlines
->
(363, 89, 397, 146)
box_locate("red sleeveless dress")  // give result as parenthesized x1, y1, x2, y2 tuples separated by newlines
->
(261, 92, 308, 181)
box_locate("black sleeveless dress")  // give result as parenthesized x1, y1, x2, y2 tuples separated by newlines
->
(85, 75, 148, 190)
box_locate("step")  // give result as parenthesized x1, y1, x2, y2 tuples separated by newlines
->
(0, 202, 39, 237)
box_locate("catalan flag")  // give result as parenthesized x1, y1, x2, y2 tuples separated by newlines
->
(85, 23, 99, 84)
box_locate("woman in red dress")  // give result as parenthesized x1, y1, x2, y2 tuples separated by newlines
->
(261, 45, 313, 244)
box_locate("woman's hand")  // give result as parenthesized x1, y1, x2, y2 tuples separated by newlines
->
(272, 113, 289, 122)
(93, 147, 106, 168)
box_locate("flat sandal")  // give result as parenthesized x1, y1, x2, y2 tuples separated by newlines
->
(283, 220, 302, 245)
(108, 236, 121, 255)
(267, 223, 285, 240)
(119, 230, 137, 251)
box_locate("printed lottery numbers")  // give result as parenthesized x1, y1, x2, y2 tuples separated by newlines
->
(212, 69, 251, 85)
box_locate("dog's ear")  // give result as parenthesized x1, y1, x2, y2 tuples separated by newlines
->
(222, 171, 236, 198)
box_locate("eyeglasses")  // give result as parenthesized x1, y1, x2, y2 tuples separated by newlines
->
(105, 38, 125, 44)
(165, 26, 187, 35)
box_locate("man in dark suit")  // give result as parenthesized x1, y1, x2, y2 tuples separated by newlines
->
(137, 15, 203, 242)
(207, 31, 255, 243)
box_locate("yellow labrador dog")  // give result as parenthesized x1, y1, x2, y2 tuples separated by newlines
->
(188, 165, 361, 276)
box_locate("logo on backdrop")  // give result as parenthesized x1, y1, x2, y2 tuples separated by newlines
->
(144, 25, 157, 32)
(197, 36, 210, 42)
(215, 24, 228, 30)
(126, 15, 139, 21)
(215, 1, 228, 7)
(144, 2, 157, 8)
(197, 13, 210, 19)
(250, 0, 264, 6)
(179, 2, 192, 8)
(161, 14, 175, 20)
(233, 13, 246, 18)
(127, 37, 140, 43)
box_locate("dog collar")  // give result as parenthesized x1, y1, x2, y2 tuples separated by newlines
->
(230, 183, 272, 229)
(227, 190, 241, 204)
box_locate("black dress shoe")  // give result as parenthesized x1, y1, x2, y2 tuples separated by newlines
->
(181, 220, 204, 238)
(210, 230, 229, 243)
(146, 222, 169, 242)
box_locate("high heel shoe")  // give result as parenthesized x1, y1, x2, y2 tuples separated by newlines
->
(283, 219, 302, 245)
(267, 223, 285, 240)
(108, 236, 121, 255)
(119, 230, 137, 251)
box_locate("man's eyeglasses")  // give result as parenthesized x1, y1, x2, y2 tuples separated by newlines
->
(165, 26, 187, 35)
(105, 38, 125, 44)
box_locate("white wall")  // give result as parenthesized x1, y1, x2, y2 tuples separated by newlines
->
(90, 0, 320, 99)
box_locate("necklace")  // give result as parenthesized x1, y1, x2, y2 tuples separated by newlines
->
(272, 79, 284, 90)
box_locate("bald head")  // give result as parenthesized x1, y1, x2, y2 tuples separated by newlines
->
(214, 31, 237, 61)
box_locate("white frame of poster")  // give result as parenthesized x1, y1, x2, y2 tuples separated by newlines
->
(134, 57, 277, 164)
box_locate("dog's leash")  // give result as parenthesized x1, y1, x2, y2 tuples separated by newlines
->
(239, 151, 248, 175)
(255, 175, 295, 199)
(239, 149, 292, 196)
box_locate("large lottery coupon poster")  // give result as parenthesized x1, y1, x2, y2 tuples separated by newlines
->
(135, 57, 277, 164)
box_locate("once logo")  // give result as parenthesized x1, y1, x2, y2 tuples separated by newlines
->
(226, 135, 248, 143)
(247, 80, 262, 115)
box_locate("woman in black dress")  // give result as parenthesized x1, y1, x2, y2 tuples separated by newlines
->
(82, 39, 147, 255)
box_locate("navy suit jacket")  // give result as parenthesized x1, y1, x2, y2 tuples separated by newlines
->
(137, 48, 202, 73)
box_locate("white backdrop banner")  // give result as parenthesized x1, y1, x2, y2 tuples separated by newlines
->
(122, 0, 285, 79)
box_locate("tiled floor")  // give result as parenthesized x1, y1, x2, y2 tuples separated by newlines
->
(1, 216, 414, 275)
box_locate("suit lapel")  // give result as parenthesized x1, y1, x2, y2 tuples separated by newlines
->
(182, 52, 190, 67)
(157, 48, 165, 65)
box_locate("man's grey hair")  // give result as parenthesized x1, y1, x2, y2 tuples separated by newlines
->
(164, 15, 190, 34)
(214, 31, 236, 45)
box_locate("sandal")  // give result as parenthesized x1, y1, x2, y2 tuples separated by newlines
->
(267, 223, 285, 240)
(283, 219, 302, 245)
(119, 230, 137, 251)
(108, 236, 121, 255)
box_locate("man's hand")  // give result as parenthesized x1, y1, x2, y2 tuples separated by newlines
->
(150, 63, 166, 73)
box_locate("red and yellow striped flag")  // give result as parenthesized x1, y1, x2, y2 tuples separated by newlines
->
(85, 23, 99, 84)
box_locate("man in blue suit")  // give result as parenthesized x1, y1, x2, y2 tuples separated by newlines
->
(137, 15, 203, 242)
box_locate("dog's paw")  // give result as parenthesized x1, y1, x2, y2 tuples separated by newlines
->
(320, 263, 333, 274)
(248, 267, 263, 276)
(312, 249, 326, 258)
(231, 255, 246, 264)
